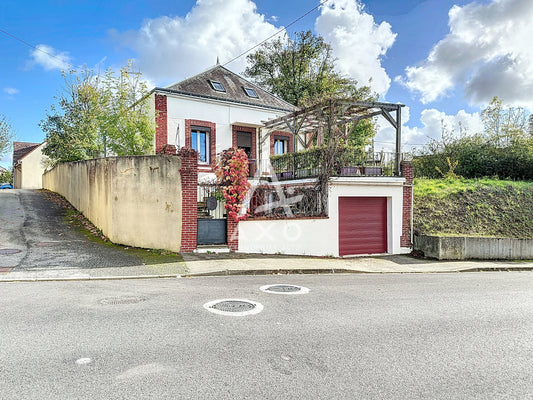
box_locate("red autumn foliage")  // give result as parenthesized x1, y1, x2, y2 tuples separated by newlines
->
(215, 148, 251, 222)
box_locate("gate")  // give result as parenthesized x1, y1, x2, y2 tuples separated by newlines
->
(197, 183, 227, 245)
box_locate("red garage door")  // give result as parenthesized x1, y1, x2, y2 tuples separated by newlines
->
(339, 197, 387, 256)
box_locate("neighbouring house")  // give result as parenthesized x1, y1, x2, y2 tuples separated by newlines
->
(12, 141, 49, 189)
(148, 65, 414, 257)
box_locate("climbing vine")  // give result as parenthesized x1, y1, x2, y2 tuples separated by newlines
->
(215, 148, 251, 221)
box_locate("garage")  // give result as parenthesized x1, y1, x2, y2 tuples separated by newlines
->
(339, 197, 388, 256)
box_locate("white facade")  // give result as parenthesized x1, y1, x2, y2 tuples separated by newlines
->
(156, 92, 289, 177)
(13, 143, 49, 189)
(238, 177, 410, 257)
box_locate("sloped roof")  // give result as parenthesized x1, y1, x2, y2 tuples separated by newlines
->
(13, 142, 41, 165)
(156, 65, 296, 112)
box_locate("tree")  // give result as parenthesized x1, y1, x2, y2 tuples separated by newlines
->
(0, 169, 12, 184)
(40, 61, 154, 165)
(244, 30, 377, 148)
(413, 98, 533, 180)
(244, 30, 372, 107)
(0, 114, 15, 158)
(481, 96, 529, 146)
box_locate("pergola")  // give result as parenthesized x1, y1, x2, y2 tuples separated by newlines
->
(261, 99, 405, 176)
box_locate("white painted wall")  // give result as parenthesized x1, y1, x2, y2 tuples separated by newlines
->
(238, 177, 409, 257)
(14, 144, 49, 189)
(164, 94, 288, 156)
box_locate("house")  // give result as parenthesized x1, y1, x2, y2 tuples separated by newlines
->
(149, 63, 296, 179)
(147, 66, 413, 257)
(12, 141, 48, 189)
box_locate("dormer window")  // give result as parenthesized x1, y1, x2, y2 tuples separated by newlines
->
(209, 80, 226, 92)
(243, 87, 259, 98)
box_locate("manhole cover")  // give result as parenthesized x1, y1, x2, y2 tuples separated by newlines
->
(99, 296, 147, 305)
(34, 242, 60, 247)
(260, 284, 310, 295)
(203, 299, 263, 316)
(0, 249, 22, 255)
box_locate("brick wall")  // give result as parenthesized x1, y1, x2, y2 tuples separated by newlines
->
(155, 94, 168, 153)
(400, 161, 414, 248)
(227, 217, 239, 252)
(179, 151, 198, 252)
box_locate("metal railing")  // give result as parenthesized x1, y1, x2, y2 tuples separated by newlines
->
(259, 150, 403, 181)
(197, 183, 226, 219)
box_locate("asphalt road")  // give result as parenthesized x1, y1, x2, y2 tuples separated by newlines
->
(0, 189, 146, 270)
(1, 273, 532, 399)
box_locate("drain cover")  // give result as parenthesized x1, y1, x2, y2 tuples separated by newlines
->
(0, 249, 22, 255)
(99, 296, 147, 305)
(203, 299, 263, 316)
(260, 284, 310, 295)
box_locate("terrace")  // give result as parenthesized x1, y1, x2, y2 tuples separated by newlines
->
(258, 98, 405, 180)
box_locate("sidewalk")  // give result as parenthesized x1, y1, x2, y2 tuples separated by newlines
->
(181, 253, 533, 275)
(1, 253, 532, 282)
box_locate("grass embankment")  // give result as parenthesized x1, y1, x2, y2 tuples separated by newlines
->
(414, 178, 533, 238)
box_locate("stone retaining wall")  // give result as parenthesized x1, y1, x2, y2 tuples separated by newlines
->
(414, 234, 533, 260)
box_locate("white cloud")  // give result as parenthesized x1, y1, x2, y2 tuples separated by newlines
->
(4, 87, 19, 95)
(374, 107, 483, 151)
(29, 44, 72, 71)
(398, 0, 533, 107)
(112, 0, 280, 83)
(315, 0, 397, 95)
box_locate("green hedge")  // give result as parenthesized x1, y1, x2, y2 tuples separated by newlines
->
(413, 136, 533, 180)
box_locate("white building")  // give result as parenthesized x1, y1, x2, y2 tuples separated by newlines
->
(12, 142, 48, 189)
(149, 64, 295, 179)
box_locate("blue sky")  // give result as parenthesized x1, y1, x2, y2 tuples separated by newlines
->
(1, 0, 529, 168)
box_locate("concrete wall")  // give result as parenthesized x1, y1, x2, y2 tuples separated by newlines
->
(414, 234, 533, 260)
(14, 144, 48, 189)
(43, 155, 183, 252)
(238, 177, 409, 257)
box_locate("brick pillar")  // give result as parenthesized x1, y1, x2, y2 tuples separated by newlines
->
(227, 217, 239, 252)
(179, 150, 198, 252)
(401, 161, 414, 248)
(155, 94, 168, 153)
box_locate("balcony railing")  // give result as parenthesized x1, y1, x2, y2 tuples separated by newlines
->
(254, 149, 403, 181)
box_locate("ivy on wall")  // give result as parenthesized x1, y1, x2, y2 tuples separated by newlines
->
(215, 148, 251, 222)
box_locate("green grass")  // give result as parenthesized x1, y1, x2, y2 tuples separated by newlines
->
(414, 178, 533, 238)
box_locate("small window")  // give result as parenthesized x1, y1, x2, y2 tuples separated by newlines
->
(209, 80, 226, 92)
(191, 127, 211, 164)
(243, 87, 259, 98)
(274, 138, 288, 155)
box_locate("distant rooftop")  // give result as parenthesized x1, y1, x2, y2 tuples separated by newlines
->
(13, 141, 41, 165)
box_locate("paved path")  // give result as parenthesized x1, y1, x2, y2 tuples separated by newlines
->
(0, 189, 186, 280)
(1, 189, 532, 281)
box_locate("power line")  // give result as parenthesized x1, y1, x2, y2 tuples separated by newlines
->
(223, 0, 330, 67)
(0, 27, 75, 69)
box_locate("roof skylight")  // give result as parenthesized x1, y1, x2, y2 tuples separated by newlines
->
(243, 87, 259, 98)
(209, 80, 226, 92)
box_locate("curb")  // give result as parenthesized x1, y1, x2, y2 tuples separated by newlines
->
(0, 267, 531, 283)
(0, 274, 181, 283)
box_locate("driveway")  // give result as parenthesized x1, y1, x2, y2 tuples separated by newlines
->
(0, 189, 186, 278)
